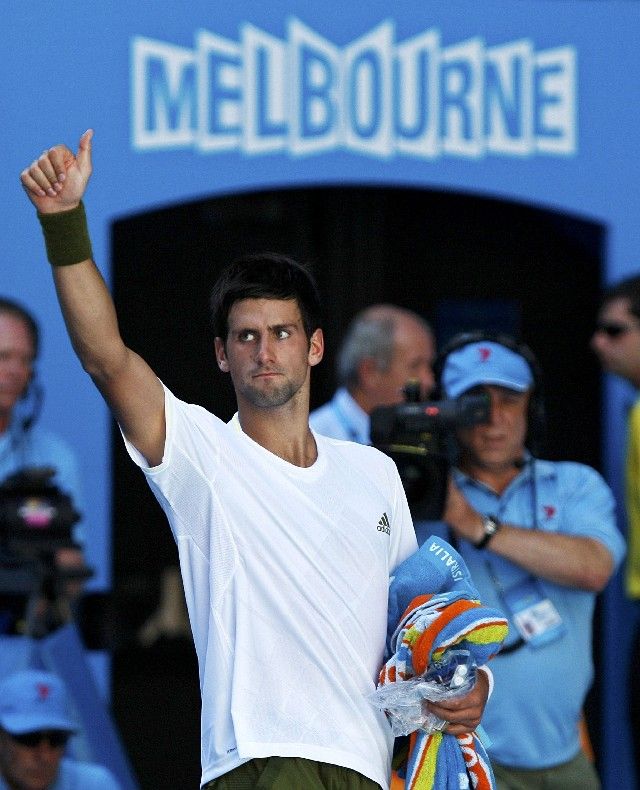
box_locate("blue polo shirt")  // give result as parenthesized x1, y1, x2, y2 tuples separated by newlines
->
(310, 387, 370, 444)
(416, 457, 625, 769)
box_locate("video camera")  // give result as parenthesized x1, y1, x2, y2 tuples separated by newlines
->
(370, 383, 490, 519)
(0, 467, 89, 603)
(0, 467, 80, 557)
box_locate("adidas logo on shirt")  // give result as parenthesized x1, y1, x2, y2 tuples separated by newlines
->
(377, 512, 390, 535)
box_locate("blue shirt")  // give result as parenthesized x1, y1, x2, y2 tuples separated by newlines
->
(0, 415, 84, 545)
(0, 757, 120, 789)
(310, 388, 370, 444)
(417, 457, 626, 769)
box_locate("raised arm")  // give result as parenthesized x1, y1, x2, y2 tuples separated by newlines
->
(20, 131, 166, 466)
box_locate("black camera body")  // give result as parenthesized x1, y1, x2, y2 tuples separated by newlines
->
(0, 467, 80, 557)
(0, 469, 100, 640)
(370, 390, 490, 519)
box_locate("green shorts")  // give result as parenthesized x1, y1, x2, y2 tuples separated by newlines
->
(202, 757, 382, 790)
(493, 751, 600, 790)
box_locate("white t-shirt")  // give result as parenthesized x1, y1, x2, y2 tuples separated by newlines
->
(123, 386, 417, 789)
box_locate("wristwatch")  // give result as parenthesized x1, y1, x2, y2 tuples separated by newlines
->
(474, 514, 501, 549)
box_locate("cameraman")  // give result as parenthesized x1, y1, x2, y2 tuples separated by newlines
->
(0, 297, 85, 632)
(310, 304, 435, 443)
(420, 335, 625, 790)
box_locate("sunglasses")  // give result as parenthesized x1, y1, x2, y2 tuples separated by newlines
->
(10, 730, 70, 748)
(594, 321, 639, 339)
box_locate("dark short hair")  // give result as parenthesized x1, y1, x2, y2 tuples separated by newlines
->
(601, 274, 640, 319)
(0, 297, 39, 358)
(209, 253, 322, 341)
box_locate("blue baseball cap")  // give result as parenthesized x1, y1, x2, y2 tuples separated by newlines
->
(442, 341, 533, 398)
(0, 670, 77, 735)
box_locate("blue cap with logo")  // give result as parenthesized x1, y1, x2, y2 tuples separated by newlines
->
(0, 670, 77, 735)
(442, 340, 534, 398)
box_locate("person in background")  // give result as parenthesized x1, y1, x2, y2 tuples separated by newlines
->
(591, 274, 640, 780)
(310, 304, 435, 444)
(0, 668, 119, 789)
(0, 298, 81, 507)
(423, 333, 625, 790)
(0, 298, 86, 634)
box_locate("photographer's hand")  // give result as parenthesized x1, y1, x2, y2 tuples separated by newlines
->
(442, 476, 484, 545)
(443, 476, 613, 590)
(55, 546, 87, 603)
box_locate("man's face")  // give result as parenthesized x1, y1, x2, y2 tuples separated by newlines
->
(456, 385, 530, 474)
(0, 729, 64, 790)
(591, 297, 640, 385)
(372, 315, 435, 405)
(0, 313, 35, 426)
(214, 297, 323, 411)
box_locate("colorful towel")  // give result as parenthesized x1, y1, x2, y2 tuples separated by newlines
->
(380, 536, 509, 790)
(387, 535, 480, 654)
(403, 728, 496, 790)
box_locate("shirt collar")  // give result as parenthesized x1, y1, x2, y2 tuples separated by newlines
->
(0, 412, 25, 445)
(333, 388, 370, 444)
(453, 452, 556, 495)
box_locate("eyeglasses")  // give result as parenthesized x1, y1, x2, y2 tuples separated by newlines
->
(10, 730, 70, 748)
(594, 321, 640, 339)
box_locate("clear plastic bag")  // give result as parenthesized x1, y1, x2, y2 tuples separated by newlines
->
(369, 648, 477, 736)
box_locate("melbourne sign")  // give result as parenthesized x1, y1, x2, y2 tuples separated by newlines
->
(131, 19, 577, 159)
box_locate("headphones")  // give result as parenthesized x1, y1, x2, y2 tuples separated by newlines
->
(0, 297, 43, 433)
(433, 330, 546, 456)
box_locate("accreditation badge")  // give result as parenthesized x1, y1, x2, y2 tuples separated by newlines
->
(501, 577, 566, 648)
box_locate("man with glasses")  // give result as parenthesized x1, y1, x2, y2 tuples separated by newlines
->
(591, 274, 640, 780)
(0, 669, 119, 789)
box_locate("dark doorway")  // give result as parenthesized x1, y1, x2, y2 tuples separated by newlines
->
(109, 186, 604, 789)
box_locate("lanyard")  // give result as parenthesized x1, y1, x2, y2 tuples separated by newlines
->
(483, 561, 526, 656)
(449, 459, 540, 657)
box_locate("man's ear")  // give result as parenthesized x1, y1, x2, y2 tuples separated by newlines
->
(308, 328, 324, 368)
(214, 337, 229, 373)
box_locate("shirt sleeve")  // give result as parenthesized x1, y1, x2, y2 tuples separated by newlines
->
(387, 458, 418, 572)
(120, 382, 180, 474)
(558, 463, 626, 569)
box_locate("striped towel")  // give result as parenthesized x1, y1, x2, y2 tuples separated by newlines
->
(379, 537, 509, 790)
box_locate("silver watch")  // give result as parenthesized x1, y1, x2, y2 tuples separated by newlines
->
(474, 514, 501, 549)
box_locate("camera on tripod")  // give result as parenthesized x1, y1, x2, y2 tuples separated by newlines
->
(0, 467, 90, 636)
(370, 382, 490, 519)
